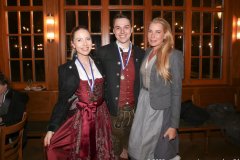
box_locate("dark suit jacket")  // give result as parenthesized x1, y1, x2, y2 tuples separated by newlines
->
(47, 55, 102, 132)
(95, 42, 144, 116)
(0, 89, 28, 126)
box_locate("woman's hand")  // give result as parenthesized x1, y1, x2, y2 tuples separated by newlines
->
(44, 131, 54, 147)
(164, 127, 177, 140)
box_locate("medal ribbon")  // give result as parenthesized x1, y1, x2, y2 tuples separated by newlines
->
(117, 43, 132, 71)
(77, 58, 95, 92)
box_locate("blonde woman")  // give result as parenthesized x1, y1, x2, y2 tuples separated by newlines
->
(128, 18, 183, 160)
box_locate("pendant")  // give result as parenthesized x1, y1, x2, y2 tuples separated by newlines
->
(120, 74, 125, 80)
(90, 96, 97, 102)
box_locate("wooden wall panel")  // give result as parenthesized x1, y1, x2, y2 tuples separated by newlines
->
(25, 91, 58, 121)
(230, 0, 240, 86)
(196, 87, 236, 107)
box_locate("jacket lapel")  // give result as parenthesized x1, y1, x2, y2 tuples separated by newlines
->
(68, 59, 80, 81)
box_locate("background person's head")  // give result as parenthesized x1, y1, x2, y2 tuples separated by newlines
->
(0, 72, 8, 94)
(113, 13, 132, 46)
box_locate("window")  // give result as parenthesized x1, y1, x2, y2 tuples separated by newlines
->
(5, 0, 45, 83)
(191, 0, 224, 80)
(1, 0, 228, 88)
(60, 0, 226, 85)
(64, 0, 102, 60)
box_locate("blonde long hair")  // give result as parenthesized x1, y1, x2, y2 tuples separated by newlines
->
(151, 17, 174, 83)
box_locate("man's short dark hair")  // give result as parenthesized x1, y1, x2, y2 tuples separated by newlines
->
(0, 72, 9, 85)
(113, 13, 132, 27)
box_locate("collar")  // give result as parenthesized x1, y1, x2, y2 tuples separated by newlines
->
(116, 41, 132, 52)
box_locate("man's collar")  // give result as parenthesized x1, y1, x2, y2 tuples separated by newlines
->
(116, 41, 132, 52)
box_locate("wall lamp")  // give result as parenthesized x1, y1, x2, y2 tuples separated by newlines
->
(46, 13, 55, 43)
(237, 18, 240, 40)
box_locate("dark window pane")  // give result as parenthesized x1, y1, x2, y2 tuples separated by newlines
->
(192, 12, 200, 33)
(192, 0, 200, 7)
(7, 0, 17, 6)
(10, 61, 20, 82)
(78, 0, 88, 5)
(152, 11, 161, 19)
(152, 0, 161, 5)
(65, 0, 75, 5)
(134, 35, 144, 49)
(203, 0, 212, 7)
(213, 58, 221, 78)
(21, 12, 31, 33)
(23, 60, 33, 81)
(122, 11, 131, 22)
(91, 11, 101, 32)
(202, 58, 210, 78)
(66, 11, 76, 33)
(78, 11, 88, 28)
(122, 0, 132, 5)
(35, 60, 45, 81)
(22, 36, 32, 58)
(33, 0, 43, 6)
(191, 36, 200, 56)
(33, 11, 43, 33)
(110, 11, 120, 32)
(163, 11, 172, 27)
(134, 0, 143, 5)
(175, 35, 183, 52)
(163, 0, 172, 6)
(33, 0, 42, 6)
(214, 0, 223, 7)
(203, 12, 211, 33)
(91, 0, 101, 5)
(202, 35, 211, 56)
(175, 0, 184, 6)
(175, 12, 184, 33)
(109, 0, 119, 5)
(134, 11, 144, 33)
(213, 35, 222, 56)
(34, 36, 44, 58)
(110, 34, 116, 43)
(9, 36, 19, 58)
(8, 12, 18, 34)
(214, 12, 223, 33)
(92, 35, 101, 51)
(20, 0, 30, 6)
(66, 35, 72, 58)
(191, 58, 200, 79)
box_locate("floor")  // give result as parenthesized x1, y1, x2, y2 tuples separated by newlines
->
(23, 133, 240, 160)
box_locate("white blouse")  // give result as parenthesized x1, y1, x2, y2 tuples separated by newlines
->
(74, 57, 102, 80)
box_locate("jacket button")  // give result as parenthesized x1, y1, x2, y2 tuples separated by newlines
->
(116, 73, 120, 76)
(115, 97, 118, 100)
(116, 85, 119, 88)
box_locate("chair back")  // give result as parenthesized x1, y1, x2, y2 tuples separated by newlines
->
(0, 112, 27, 160)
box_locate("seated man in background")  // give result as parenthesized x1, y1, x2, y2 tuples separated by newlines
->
(0, 72, 28, 127)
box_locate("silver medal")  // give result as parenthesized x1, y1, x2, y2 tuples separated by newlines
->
(120, 74, 125, 80)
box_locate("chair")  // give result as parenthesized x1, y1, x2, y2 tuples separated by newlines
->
(0, 112, 27, 160)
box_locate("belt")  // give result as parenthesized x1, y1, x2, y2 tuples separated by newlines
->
(142, 86, 149, 91)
